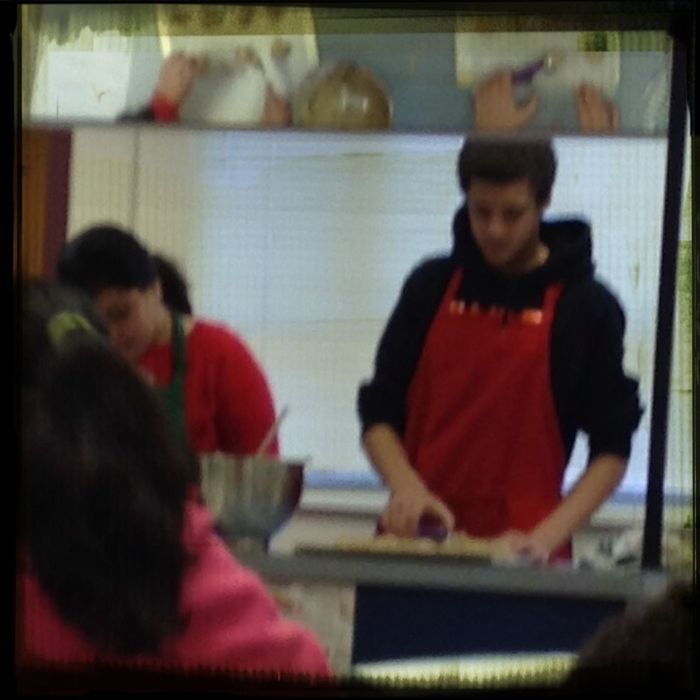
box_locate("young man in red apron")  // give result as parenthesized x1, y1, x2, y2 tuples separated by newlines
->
(358, 137, 642, 564)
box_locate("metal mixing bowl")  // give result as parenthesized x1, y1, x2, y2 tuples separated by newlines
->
(199, 453, 304, 550)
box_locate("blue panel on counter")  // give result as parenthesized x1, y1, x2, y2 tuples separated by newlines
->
(303, 470, 383, 490)
(352, 586, 625, 663)
(303, 470, 691, 506)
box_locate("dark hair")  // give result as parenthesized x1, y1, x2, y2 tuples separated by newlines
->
(562, 582, 695, 691)
(457, 136, 557, 205)
(57, 224, 157, 297)
(153, 254, 192, 315)
(20, 282, 193, 655)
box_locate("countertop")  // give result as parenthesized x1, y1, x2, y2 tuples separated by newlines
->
(236, 548, 669, 603)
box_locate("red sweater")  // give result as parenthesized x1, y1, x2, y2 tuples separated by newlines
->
(18, 500, 332, 678)
(138, 319, 279, 456)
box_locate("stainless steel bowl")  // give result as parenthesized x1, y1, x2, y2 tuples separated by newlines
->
(199, 453, 304, 549)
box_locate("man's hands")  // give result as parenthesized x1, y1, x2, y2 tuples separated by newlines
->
(155, 52, 208, 107)
(473, 70, 620, 134)
(473, 70, 539, 132)
(381, 482, 455, 538)
(490, 529, 552, 565)
(381, 501, 555, 566)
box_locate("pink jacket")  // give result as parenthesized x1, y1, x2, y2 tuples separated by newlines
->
(17, 500, 332, 680)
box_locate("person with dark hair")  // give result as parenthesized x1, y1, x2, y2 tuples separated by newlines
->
(358, 136, 642, 564)
(17, 281, 331, 677)
(152, 254, 192, 315)
(562, 582, 695, 691)
(57, 224, 279, 461)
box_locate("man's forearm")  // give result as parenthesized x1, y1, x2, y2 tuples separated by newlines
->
(531, 453, 627, 553)
(362, 423, 423, 493)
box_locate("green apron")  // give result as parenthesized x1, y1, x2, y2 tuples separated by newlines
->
(156, 314, 199, 484)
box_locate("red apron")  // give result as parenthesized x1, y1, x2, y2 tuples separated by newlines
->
(404, 269, 571, 561)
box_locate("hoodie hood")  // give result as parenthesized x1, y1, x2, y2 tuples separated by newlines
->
(450, 203, 595, 311)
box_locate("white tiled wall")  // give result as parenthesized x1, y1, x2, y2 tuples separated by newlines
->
(67, 128, 138, 234)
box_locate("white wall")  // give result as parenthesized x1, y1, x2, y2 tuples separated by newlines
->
(68, 128, 138, 230)
(67, 127, 690, 503)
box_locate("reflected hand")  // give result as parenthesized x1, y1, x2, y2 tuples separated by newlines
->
(260, 84, 293, 127)
(155, 52, 208, 107)
(473, 70, 539, 132)
(576, 83, 620, 133)
(381, 484, 455, 538)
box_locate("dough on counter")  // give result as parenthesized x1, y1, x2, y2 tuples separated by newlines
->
(335, 532, 494, 559)
(440, 532, 493, 558)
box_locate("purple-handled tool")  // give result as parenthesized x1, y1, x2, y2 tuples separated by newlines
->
(511, 51, 563, 85)
(416, 515, 449, 542)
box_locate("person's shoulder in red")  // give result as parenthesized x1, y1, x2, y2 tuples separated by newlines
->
(185, 319, 267, 383)
(187, 319, 249, 354)
(185, 319, 279, 456)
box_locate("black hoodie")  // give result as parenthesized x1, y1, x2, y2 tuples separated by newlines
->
(358, 206, 643, 463)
